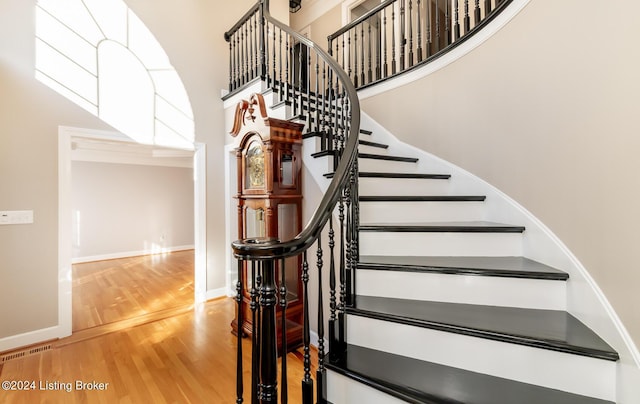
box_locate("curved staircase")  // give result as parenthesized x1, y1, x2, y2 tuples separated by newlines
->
(306, 125, 618, 403)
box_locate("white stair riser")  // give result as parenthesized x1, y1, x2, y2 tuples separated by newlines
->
(359, 232, 523, 256)
(347, 316, 616, 401)
(327, 371, 405, 404)
(358, 178, 452, 196)
(360, 201, 486, 223)
(358, 158, 419, 172)
(356, 270, 566, 310)
(359, 144, 390, 154)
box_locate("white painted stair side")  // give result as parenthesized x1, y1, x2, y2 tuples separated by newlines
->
(327, 371, 405, 404)
(356, 270, 566, 310)
(358, 176, 453, 196)
(346, 316, 617, 401)
(358, 158, 420, 173)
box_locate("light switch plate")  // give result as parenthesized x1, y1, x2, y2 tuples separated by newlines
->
(0, 210, 34, 225)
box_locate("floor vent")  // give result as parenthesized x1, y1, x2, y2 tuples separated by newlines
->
(0, 344, 53, 364)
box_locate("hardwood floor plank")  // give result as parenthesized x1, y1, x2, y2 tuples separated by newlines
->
(0, 298, 316, 404)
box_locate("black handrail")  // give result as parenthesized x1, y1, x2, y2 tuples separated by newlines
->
(230, 12, 361, 262)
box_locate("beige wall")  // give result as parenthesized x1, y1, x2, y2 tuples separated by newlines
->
(0, 0, 255, 340)
(360, 0, 640, 346)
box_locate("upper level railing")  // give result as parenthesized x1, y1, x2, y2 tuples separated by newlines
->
(224, 1, 360, 403)
(328, 0, 512, 89)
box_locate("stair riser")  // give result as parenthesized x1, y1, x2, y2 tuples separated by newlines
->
(359, 144, 389, 154)
(346, 316, 616, 401)
(360, 201, 486, 223)
(327, 371, 406, 404)
(358, 178, 452, 196)
(356, 269, 566, 310)
(358, 158, 420, 172)
(359, 232, 523, 256)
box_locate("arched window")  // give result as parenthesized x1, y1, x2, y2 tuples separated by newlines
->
(35, 0, 194, 149)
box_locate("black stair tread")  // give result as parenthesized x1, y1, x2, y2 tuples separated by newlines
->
(326, 344, 615, 404)
(359, 139, 389, 149)
(324, 171, 451, 179)
(358, 152, 418, 162)
(359, 221, 526, 233)
(360, 195, 486, 202)
(349, 296, 619, 361)
(357, 256, 569, 280)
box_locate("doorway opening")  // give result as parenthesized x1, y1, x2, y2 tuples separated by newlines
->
(58, 127, 207, 338)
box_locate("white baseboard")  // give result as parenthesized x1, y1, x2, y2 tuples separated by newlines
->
(0, 325, 65, 353)
(205, 287, 228, 301)
(71, 245, 195, 264)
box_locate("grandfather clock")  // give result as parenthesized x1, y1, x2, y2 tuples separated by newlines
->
(230, 93, 304, 352)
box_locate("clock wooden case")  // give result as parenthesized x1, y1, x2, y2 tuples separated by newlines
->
(230, 93, 304, 353)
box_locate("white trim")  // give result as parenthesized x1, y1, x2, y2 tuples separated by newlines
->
(0, 326, 62, 353)
(205, 287, 229, 301)
(357, 0, 533, 101)
(193, 142, 207, 304)
(71, 245, 195, 264)
(224, 143, 237, 300)
(47, 126, 206, 356)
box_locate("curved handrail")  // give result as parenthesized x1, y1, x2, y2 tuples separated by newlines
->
(231, 6, 361, 260)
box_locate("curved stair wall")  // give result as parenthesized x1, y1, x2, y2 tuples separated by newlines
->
(351, 0, 640, 401)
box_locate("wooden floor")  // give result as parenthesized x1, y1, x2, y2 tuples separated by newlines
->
(1, 252, 316, 403)
(72, 250, 195, 331)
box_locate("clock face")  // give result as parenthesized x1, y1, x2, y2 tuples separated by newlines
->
(246, 141, 265, 189)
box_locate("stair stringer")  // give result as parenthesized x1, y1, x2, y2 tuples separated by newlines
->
(338, 109, 640, 403)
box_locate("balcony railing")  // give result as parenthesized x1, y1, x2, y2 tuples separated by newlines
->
(328, 0, 512, 89)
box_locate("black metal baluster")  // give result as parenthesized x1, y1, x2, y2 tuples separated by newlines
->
(240, 25, 245, 85)
(417, 0, 423, 62)
(251, 261, 259, 404)
(252, 14, 256, 79)
(301, 252, 313, 404)
(391, 6, 396, 74)
(400, 0, 406, 71)
(236, 260, 244, 404)
(316, 235, 326, 403)
(347, 31, 352, 84)
(454, 0, 461, 40)
(383, 8, 388, 78)
(314, 53, 320, 134)
(366, 20, 372, 84)
(426, 0, 431, 58)
(408, 0, 414, 67)
(343, 172, 353, 307)
(338, 186, 347, 354)
(474, 0, 481, 25)
(445, 0, 451, 45)
(259, 3, 266, 82)
(279, 258, 288, 404)
(321, 60, 327, 141)
(464, 0, 471, 33)
(272, 23, 277, 90)
(244, 22, 250, 83)
(375, 15, 381, 80)
(236, 32, 241, 89)
(353, 29, 359, 87)
(485, 0, 492, 16)
(278, 28, 283, 99)
(435, 0, 441, 51)
(285, 34, 290, 105)
(306, 46, 311, 130)
(328, 217, 338, 359)
(228, 32, 234, 91)
(255, 263, 263, 404)
(259, 259, 277, 403)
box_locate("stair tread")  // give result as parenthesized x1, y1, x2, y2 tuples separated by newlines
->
(358, 152, 418, 162)
(360, 195, 486, 202)
(324, 171, 451, 179)
(359, 139, 389, 149)
(327, 344, 615, 404)
(349, 296, 618, 361)
(357, 256, 569, 280)
(359, 221, 526, 233)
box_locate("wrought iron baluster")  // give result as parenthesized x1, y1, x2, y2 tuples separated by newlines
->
(251, 261, 259, 404)
(328, 216, 338, 358)
(314, 53, 320, 134)
(316, 235, 326, 403)
(426, 0, 431, 57)
(464, 0, 471, 33)
(408, 0, 414, 67)
(251, 15, 256, 78)
(400, 0, 406, 71)
(258, 259, 277, 403)
(445, 0, 451, 45)
(353, 29, 359, 87)
(285, 34, 290, 107)
(279, 257, 288, 404)
(454, 0, 461, 40)
(375, 15, 381, 80)
(435, 0, 441, 51)
(367, 18, 373, 84)
(391, 6, 396, 74)
(474, 0, 481, 25)
(417, 0, 423, 62)
(485, 0, 492, 16)
(244, 22, 249, 83)
(272, 23, 277, 89)
(228, 33, 234, 91)
(236, 260, 244, 404)
(278, 28, 283, 99)
(301, 252, 313, 404)
(383, 8, 388, 78)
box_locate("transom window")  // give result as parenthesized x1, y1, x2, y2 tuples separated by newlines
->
(36, 0, 194, 149)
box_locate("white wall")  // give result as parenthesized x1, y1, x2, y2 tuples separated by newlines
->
(71, 161, 194, 262)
